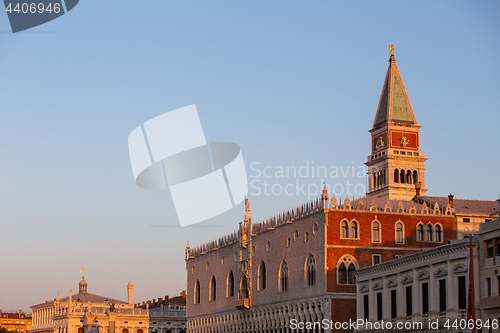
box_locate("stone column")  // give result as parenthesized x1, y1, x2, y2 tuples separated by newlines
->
(84, 315, 96, 332)
(413, 269, 421, 323)
(383, 275, 389, 322)
(397, 272, 404, 321)
(429, 264, 437, 321)
(368, 279, 374, 323)
(107, 313, 118, 333)
(447, 260, 456, 321)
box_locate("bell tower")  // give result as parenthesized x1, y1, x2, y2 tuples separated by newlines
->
(365, 46, 427, 200)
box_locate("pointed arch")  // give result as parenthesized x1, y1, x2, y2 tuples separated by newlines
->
(350, 220, 359, 238)
(258, 261, 267, 291)
(372, 220, 381, 243)
(435, 224, 443, 243)
(413, 170, 418, 184)
(240, 275, 249, 299)
(209, 276, 216, 301)
(340, 220, 349, 238)
(279, 260, 289, 292)
(305, 254, 316, 287)
(425, 223, 433, 242)
(227, 270, 234, 297)
(395, 221, 404, 244)
(416, 223, 424, 242)
(400, 169, 406, 184)
(194, 280, 200, 304)
(337, 255, 358, 285)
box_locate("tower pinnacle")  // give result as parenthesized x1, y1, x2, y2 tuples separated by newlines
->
(365, 48, 427, 200)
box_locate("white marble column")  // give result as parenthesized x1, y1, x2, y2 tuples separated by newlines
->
(413, 269, 421, 322)
(429, 265, 437, 321)
(447, 260, 456, 321)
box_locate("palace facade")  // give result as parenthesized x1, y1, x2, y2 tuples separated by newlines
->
(184, 49, 496, 333)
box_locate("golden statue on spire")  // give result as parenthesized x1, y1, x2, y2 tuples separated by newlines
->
(389, 44, 394, 56)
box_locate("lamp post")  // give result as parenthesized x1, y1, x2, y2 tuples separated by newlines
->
(464, 234, 476, 333)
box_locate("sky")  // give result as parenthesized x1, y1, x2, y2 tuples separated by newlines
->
(1, 1, 499, 312)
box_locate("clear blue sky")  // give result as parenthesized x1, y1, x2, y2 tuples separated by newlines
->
(1, 1, 499, 312)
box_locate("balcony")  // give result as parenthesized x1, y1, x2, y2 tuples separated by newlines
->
(480, 295, 500, 309)
(235, 298, 250, 309)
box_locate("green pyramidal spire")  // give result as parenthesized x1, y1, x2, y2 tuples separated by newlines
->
(373, 52, 417, 127)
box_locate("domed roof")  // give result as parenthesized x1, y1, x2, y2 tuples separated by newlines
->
(79, 276, 88, 293)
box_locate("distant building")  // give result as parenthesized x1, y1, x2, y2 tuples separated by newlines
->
(0, 311, 32, 333)
(415, 195, 498, 240)
(136, 293, 186, 333)
(478, 216, 500, 326)
(30, 277, 149, 333)
(353, 237, 480, 333)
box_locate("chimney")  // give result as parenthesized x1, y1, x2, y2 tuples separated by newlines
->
(448, 193, 454, 208)
(415, 182, 422, 197)
(181, 290, 186, 298)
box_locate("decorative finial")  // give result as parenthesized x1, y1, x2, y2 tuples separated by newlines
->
(245, 198, 251, 220)
(389, 44, 394, 56)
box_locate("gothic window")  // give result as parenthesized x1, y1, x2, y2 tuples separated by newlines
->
(338, 262, 347, 284)
(279, 261, 289, 292)
(435, 225, 442, 243)
(413, 170, 418, 184)
(209, 276, 216, 301)
(194, 280, 200, 304)
(227, 271, 234, 297)
(372, 221, 380, 242)
(350, 221, 358, 238)
(426, 224, 433, 242)
(306, 254, 316, 287)
(240, 275, 249, 299)
(372, 173, 377, 188)
(396, 222, 404, 244)
(337, 256, 357, 285)
(417, 224, 424, 241)
(394, 169, 399, 183)
(400, 169, 406, 184)
(348, 263, 356, 284)
(258, 261, 267, 290)
(407, 170, 412, 184)
(341, 221, 349, 238)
